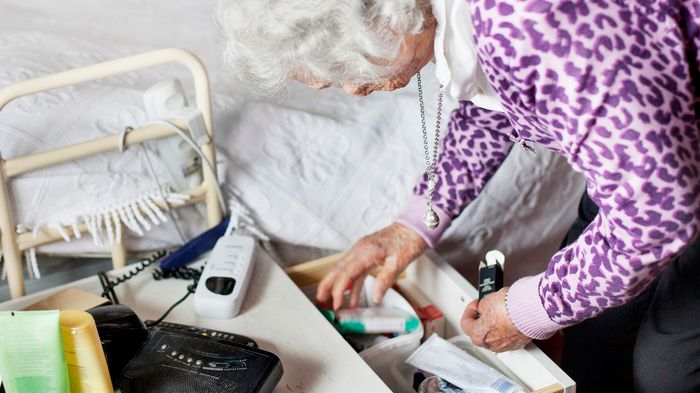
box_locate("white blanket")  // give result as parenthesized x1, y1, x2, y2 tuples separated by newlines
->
(0, 0, 584, 279)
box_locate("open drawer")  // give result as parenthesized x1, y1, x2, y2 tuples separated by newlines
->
(285, 250, 575, 393)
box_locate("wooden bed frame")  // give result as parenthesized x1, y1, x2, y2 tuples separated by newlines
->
(0, 48, 223, 298)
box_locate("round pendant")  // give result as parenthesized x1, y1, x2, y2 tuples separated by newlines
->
(422, 208, 439, 230)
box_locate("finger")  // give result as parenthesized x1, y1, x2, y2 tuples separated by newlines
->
(481, 330, 495, 351)
(332, 255, 378, 310)
(331, 272, 352, 310)
(467, 300, 479, 315)
(477, 337, 490, 350)
(466, 320, 487, 348)
(315, 269, 338, 306)
(349, 273, 368, 309)
(460, 303, 481, 337)
(468, 329, 486, 348)
(372, 255, 401, 303)
(463, 300, 480, 321)
(465, 302, 492, 349)
(318, 251, 371, 307)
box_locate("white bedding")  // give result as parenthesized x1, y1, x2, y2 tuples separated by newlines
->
(0, 0, 584, 280)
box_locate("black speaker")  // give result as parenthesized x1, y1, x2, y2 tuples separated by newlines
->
(118, 323, 283, 393)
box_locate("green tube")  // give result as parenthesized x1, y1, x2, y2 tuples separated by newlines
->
(0, 310, 70, 393)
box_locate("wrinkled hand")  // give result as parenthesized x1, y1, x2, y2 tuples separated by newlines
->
(316, 223, 427, 310)
(461, 288, 531, 352)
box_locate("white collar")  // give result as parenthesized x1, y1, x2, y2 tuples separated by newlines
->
(431, 0, 504, 112)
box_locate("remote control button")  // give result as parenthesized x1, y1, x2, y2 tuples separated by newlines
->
(171, 351, 178, 356)
(187, 358, 193, 363)
(161, 344, 168, 350)
(195, 360, 202, 366)
(178, 354, 185, 360)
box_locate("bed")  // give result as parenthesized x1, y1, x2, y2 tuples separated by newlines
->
(0, 0, 584, 285)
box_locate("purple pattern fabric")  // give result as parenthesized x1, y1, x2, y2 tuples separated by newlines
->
(399, 0, 700, 338)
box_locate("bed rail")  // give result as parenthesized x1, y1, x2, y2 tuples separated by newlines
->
(0, 48, 223, 298)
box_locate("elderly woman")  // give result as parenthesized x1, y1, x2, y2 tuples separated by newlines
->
(217, 1, 700, 392)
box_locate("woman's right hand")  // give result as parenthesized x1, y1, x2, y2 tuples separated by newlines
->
(315, 222, 428, 310)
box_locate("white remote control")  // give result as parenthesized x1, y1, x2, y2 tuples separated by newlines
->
(194, 233, 256, 319)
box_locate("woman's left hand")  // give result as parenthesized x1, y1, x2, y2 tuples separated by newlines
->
(460, 287, 532, 352)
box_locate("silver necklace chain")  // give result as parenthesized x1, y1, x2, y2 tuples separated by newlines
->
(416, 72, 443, 230)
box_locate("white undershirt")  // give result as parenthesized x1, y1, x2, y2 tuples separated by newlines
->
(431, 0, 504, 112)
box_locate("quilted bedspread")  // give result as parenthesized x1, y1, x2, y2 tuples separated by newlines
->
(0, 0, 584, 281)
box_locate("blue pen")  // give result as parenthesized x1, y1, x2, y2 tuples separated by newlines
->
(159, 217, 230, 271)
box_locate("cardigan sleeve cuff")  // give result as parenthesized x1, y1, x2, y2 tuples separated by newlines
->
(506, 273, 564, 340)
(394, 194, 452, 248)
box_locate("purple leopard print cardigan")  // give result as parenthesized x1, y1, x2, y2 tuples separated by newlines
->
(396, 0, 700, 339)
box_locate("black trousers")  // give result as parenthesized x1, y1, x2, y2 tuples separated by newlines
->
(560, 192, 700, 393)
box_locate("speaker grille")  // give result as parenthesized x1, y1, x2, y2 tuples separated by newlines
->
(123, 365, 239, 392)
(118, 329, 281, 393)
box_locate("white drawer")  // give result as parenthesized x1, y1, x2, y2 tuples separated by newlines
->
(286, 251, 575, 393)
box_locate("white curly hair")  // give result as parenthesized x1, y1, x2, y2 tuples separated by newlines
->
(215, 0, 428, 96)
